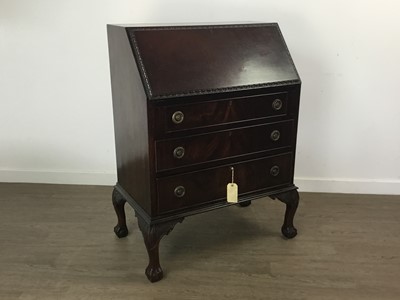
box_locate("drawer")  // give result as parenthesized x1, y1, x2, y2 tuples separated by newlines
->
(156, 152, 293, 214)
(158, 92, 288, 132)
(156, 120, 293, 171)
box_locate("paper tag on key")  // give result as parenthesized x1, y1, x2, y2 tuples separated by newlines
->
(227, 167, 238, 203)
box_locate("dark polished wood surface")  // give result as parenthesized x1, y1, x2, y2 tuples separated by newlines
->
(156, 120, 294, 171)
(108, 23, 301, 282)
(156, 153, 293, 214)
(107, 25, 152, 215)
(128, 24, 300, 99)
(158, 92, 289, 133)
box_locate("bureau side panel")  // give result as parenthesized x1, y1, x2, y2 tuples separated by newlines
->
(107, 25, 151, 214)
(287, 83, 301, 184)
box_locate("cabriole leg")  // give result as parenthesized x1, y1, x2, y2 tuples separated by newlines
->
(271, 189, 299, 239)
(136, 214, 183, 282)
(112, 187, 128, 238)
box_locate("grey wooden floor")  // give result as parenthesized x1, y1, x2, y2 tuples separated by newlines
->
(0, 183, 399, 300)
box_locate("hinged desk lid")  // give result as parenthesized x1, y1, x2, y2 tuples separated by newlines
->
(126, 23, 300, 100)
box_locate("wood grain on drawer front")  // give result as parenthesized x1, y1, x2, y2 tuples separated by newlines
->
(156, 120, 293, 171)
(156, 153, 293, 214)
(159, 92, 288, 132)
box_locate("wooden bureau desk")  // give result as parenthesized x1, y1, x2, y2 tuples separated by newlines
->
(107, 23, 301, 282)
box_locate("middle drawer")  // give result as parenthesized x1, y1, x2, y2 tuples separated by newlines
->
(155, 120, 294, 171)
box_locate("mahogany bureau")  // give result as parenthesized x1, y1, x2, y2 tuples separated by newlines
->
(107, 23, 301, 282)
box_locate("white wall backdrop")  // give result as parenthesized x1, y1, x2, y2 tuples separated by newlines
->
(1, 0, 399, 194)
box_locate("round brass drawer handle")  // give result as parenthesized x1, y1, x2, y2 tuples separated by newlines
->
(270, 165, 280, 177)
(272, 99, 283, 111)
(172, 111, 184, 124)
(173, 146, 185, 159)
(174, 186, 186, 198)
(270, 130, 280, 141)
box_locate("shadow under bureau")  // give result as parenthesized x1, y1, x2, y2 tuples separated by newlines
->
(107, 23, 301, 282)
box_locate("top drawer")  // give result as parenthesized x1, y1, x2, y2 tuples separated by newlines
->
(156, 92, 288, 132)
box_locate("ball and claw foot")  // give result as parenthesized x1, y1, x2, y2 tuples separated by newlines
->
(238, 200, 252, 207)
(114, 224, 128, 238)
(281, 226, 297, 239)
(146, 265, 163, 283)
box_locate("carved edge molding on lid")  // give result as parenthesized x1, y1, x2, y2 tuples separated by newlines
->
(128, 31, 154, 98)
(126, 23, 301, 100)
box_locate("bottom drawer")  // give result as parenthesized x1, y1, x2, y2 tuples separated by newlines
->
(156, 152, 293, 214)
